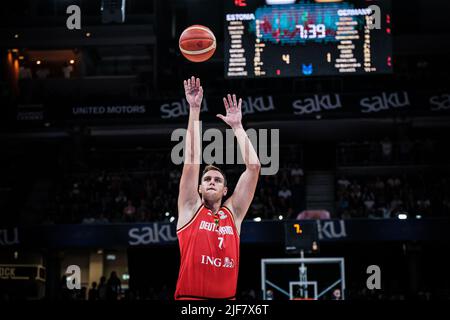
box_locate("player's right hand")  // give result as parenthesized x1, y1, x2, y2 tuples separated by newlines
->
(184, 76, 203, 110)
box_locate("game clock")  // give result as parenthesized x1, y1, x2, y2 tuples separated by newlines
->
(284, 221, 319, 254)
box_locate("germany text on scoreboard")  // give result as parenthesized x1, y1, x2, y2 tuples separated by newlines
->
(224, 0, 392, 78)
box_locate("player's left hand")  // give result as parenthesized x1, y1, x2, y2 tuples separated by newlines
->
(217, 94, 243, 128)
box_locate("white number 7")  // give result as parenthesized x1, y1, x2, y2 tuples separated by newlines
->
(218, 237, 224, 249)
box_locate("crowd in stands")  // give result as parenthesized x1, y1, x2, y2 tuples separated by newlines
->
(45, 168, 450, 224)
(336, 173, 450, 219)
(33, 144, 306, 224)
(16, 137, 449, 224)
(59, 271, 125, 301)
(337, 138, 448, 166)
(54, 280, 448, 301)
(43, 164, 306, 224)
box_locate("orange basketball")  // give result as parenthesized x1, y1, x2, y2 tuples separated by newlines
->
(179, 25, 216, 63)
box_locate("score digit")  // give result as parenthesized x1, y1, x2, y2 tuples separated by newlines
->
(308, 24, 317, 38)
(294, 224, 303, 234)
(317, 24, 326, 38)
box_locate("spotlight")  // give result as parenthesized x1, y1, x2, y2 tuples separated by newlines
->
(253, 217, 262, 222)
(278, 215, 283, 220)
(69, 59, 75, 64)
(398, 214, 407, 220)
(169, 216, 175, 223)
(106, 254, 116, 261)
(85, 32, 91, 37)
(36, 60, 41, 65)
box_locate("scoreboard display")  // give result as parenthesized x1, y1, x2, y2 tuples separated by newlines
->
(224, 0, 392, 78)
(284, 222, 318, 254)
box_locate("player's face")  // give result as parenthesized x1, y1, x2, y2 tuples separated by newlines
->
(199, 170, 227, 201)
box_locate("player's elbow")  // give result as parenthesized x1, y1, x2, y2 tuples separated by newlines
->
(246, 161, 261, 172)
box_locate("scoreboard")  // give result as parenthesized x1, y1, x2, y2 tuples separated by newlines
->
(224, 0, 392, 78)
(284, 222, 318, 254)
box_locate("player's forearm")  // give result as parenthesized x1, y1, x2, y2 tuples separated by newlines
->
(233, 124, 261, 170)
(185, 109, 201, 165)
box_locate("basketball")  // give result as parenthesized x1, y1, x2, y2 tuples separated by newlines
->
(179, 25, 216, 62)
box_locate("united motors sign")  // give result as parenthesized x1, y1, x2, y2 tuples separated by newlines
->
(72, 105, 146, 115)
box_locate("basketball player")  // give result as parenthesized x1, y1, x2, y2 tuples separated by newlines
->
(174, 76, 261, 300)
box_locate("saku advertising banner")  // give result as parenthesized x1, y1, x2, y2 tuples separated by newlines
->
(1, 219, 449, 248)
(13, 91, 450, 124)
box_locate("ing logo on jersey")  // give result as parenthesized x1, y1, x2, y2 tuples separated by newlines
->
(201, 255, 235, 268)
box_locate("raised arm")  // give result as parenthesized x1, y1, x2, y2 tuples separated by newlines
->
(177, 77, 203, 229)
(218, 94, 261, 231)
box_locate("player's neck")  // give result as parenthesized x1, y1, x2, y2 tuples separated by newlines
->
(203, 199, 221, 214)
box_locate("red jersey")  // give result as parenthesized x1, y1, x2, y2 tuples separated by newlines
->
(175, 204, 240, 300)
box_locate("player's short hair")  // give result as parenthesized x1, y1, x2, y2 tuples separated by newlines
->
(201, 165, 227, 187)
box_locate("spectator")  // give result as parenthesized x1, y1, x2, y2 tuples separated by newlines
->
(77, 287, 87, 300)
(36, 67, 50, 79)
(82, 215, 96, 224)
(136, 199, 149, 222)
(332, 288, 342, 300)
(59, 275, 72, 301)
(291, 165, 304, 177)
(98, 276, 107, 301)
(278, 185, 292, 200)
(19, 65, 32, 79)
(250, 196, 264, 219)
(96, 213, 110, 224)
(380, 137, 393, 162)
(88, 282, 99, 301)
(123, 200, 136, 222)
(158, 285, 170, 300)
(362, 187, 375, 215)
(337, 176, 351, 189)
(106, 271, 122, 301)
(62, 62, 74, 79)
